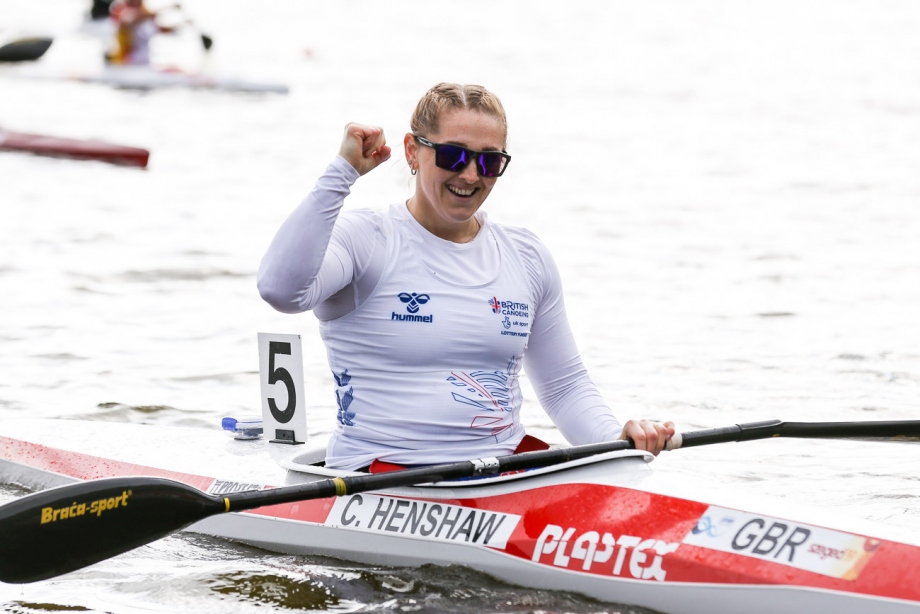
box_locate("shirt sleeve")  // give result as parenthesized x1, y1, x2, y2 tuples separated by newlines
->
(519, 233, 624, 445)
(257, 156, 368, 314)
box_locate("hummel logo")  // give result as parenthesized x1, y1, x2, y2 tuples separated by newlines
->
(398, 292, 430, 314)
(393, 292, 433, 324)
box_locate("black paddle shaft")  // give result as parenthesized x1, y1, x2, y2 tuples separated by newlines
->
(674, 419, 920, 448)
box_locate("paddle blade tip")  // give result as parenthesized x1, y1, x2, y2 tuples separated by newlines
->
(0, 476, 223, 583)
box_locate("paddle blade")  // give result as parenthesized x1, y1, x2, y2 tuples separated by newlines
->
(0, 476, 225, 583)
(0, 37, 53, 63)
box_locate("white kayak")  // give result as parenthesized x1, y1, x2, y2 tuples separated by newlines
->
(7, 64, 289, 94)
(1, 418, 919, 614)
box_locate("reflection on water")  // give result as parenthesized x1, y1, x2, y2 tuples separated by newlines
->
(207, 561, 654, 614)
(210, 571, 342, 611)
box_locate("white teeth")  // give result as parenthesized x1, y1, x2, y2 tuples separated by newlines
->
(447, 185, 475, 197)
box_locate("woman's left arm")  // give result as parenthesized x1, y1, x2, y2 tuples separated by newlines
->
(521, 236, 673, 455)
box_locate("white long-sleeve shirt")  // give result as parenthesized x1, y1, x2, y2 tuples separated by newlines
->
(258, 156, 622, 470)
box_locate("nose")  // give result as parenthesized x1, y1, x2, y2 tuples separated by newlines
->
(457, 156, 481, 182)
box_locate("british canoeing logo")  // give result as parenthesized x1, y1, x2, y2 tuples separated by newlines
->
(489, 297, 530, 319)
(490, 296, 531, 338)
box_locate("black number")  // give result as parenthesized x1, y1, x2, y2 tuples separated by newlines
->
(267, 341, 296, 423)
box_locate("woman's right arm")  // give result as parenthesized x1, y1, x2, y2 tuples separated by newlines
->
(257, 156, 359, 313)
(257, 124, 391, 314)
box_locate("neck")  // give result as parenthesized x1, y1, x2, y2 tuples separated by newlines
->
(406, 199, 481, 243)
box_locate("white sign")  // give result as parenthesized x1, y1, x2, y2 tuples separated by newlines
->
(682, 505, 880, 580)
(257, 332, 307, 444)
(326, 493, 520, 548)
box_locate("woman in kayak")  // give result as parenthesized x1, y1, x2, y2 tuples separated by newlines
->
(107, 0, 177, 65)
(258, 83, 674, 471)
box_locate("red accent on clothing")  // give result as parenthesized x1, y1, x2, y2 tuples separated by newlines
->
(367, 434, 551, 474)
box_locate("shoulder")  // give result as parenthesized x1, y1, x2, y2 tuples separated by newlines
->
(494, 221, 556, 269)
(337, 207, 384, 228)
(331, 208, 388, 252)
(491, 220, 562, 301)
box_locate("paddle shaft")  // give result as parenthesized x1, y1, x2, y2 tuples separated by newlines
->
(231, 418, 920, 510)
(228, 440, 634, 510)
(2, 418, 919, 583)
(670, 418, 920, 449)
(239, 420, 879, 510)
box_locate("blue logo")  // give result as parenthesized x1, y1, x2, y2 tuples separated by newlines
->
(334, 369, 355, 426)
(692, 515, 734, 538)
(398, 292, 430, 313)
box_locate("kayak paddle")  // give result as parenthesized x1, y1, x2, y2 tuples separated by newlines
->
(0, 37, 53, 63)
(0, 418, 917, 584)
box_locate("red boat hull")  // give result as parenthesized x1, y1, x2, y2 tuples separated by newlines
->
(0, 129, 149, 167)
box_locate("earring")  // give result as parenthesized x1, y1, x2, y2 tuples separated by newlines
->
(411, 168, 417, 176)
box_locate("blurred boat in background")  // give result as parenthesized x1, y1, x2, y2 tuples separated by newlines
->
(67, 64, 289, 93)
(0, 127, 149, 167)
(5, 62, 289, 94)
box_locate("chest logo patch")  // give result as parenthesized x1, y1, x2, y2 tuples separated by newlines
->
(392, 292, 434, 324)
(488, 296, 531, 337)
(399, 292, 430, 313)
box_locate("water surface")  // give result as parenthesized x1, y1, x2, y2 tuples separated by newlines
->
(2, 1, 919, 612)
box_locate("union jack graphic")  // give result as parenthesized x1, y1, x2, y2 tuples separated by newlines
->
(489, 296, 501, 313)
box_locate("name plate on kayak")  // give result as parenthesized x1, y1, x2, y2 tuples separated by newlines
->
(682, 505, 880, 580)
(326, 494, 521, 549)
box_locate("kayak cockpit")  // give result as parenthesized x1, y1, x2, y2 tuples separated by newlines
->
(277, 446, 655, 489)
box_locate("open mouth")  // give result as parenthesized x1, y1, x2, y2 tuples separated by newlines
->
(447, 185, 477, 198)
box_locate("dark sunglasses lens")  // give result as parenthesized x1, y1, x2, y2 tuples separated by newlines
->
(478, 153, 507, 177)
(428, 141, 507, 177)
(434, 144, 470, 172)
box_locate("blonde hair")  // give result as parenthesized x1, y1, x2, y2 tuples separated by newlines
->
(410, 83, 508, 147)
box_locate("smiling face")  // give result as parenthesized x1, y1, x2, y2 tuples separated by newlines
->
(405, 108, 506, 243)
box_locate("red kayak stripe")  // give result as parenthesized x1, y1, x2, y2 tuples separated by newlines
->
(0, 130, 150, 167)
(0, 436, 213, 492)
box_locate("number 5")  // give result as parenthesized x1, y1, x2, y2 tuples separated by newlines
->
(258, 333, 307, 444)
(267, 341, 296, 423)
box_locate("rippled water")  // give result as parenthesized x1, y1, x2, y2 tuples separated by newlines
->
(2, 1, 919, 612)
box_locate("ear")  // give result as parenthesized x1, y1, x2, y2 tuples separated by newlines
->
(403, 133, 417, 167)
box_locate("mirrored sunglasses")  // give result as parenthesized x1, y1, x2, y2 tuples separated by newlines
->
(413, 135, 511, 178)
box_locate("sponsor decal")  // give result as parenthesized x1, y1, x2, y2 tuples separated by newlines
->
(532, 524, 680, 580)
(41, 490, 132, 524)
(207, 480, 263, 495)
(488, 298, 530, 319)
(682, 506, 880, 580)
(327, 494, 520, 548)
(393, 292, 433, 323)
(489, 297, 531, 337)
